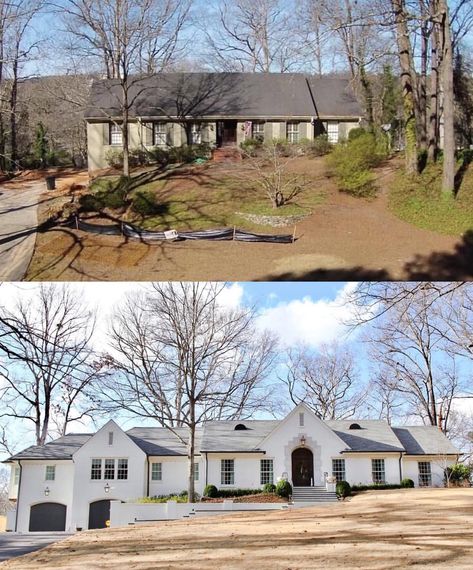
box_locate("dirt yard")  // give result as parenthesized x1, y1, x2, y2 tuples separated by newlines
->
(2, 489, 472, 569)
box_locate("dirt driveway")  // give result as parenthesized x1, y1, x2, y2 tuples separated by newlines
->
(25, 160, 471, 281)
(1, 488, 471, 569)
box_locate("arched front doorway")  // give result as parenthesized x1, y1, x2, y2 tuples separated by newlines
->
(88, 500, 111, 529)
(291, 448, 314, 487)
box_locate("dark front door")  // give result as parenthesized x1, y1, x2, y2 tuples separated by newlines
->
(88, 500, 111, 529)
(217, 120, 237, 147)
(29, 502, 66, 532)
(292, 448, 314, 487)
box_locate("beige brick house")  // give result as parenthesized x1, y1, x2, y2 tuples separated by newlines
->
(85, 73, 362, 172)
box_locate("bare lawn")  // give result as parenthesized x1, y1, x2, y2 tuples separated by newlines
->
(2, 489, 472, 569)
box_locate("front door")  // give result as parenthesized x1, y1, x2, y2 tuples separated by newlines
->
(292, 448, 314, 487)
(217, 121, 237, 147)
(88, 500, 111, 529)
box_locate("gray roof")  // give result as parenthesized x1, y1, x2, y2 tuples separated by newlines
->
(326, 420, 406, 453)
(7, 434, 93, 461)
(307, 76, 362, 118)
(200, 420, 280, 452)
(127, 427, 203, 456)
(85, 72, 361, 120)
(392, 426, 459, 455)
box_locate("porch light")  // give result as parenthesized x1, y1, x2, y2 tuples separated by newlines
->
(300, 435, 306, 447)
(44, 487, 50, 497)
(104, 483, 110, 494)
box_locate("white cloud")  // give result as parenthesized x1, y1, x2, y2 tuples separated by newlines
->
(256, 283, 362, 347)
(217, 282, 244, 310)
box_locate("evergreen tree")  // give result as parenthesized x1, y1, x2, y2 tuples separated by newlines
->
(34, 122, 49, 168)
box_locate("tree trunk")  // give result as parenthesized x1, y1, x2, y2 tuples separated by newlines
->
(438, 0, 455, 195)
(392, 0, 418, 175)
(360, 65, 374, 129)
(417, 17, 429, 154)
(122, 83, 130, 177)
(428, 2, 440, 163)
(9, 53, 19, 170)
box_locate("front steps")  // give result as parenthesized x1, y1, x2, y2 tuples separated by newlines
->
(212, 147, 242, 163)
(292, 486, 338, 503)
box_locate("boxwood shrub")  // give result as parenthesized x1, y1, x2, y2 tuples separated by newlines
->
(401, 478, 415, 488)
(351, 483, 405, 492)
(203, 484, 218, 498)
(336, 480, 351, 498)
(263, 483, 277, 493)
(275, 480, 292, 498)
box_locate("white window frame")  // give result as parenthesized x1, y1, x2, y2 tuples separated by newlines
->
(117, 458, 128, 480)
(151, 462, 162, 481)
(326, 121, 339, 143)
(104, 458, 115, 480)
(287, 122, 300, 143)
(190, 123, 202, 145)
(260, 459, 274, 485)
(418, 461, 432, 487)
(91, 458, 102, 480)
(194, 462, 199, 482)
(153, 122, 167, 147)
(252, 122, 265, 141)
(221, 459, 235, 486)
(109, 123, 122, 146)
(371, 459, 385, 484)
(332, 459, 345, 482)
(45, 465, 56, 481)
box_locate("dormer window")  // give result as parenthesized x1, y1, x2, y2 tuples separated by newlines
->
(108, 432, 114, 445)
(234, 424, 248, 431)
(349, 423, 362, 430)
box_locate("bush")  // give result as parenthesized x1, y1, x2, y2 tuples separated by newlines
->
(263, 483, 276, 493)
(79, 176, 130, 212)
(307, 134, 333, 157)
(275, 480, 292, 498)
(216, 488, 263, 498)
(348, 127, 367, 141)
(351, 483, 404, 492)
(131, 189, 161, 216)
(148, 146, 170, 166)
(241, 138, 264, 157)
(129, 148, 149, 167)
(401, 478, 415, 488)
(336, 480, 351, 498)
(327, 132, 387, 197)
(445, 463, 472, 486)
(105, 148, 124, 169)
(203, 484, 218, 498)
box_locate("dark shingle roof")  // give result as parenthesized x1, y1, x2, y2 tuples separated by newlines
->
(200, 420, 279, 452)
(85, 72, 360, 120)
(7, 434, 93, 461)
(392, 426, 459, 455)
(326, 420, 405, 453)
(127, 427, 203, 456)
(307, 76, 362, 118)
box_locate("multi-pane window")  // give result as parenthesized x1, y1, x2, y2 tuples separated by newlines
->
(260, 459, 274, 485)
(372, 459, 385, 484)
(332, 459, 346, 483)
(153, 122, 167, 147)
(45, 465, 56, 481)
(190, 123, 201, 145)
(326, 122, 339, 143)
(13, 466, 20, 485)
(287, 122, 300, 143)
(151, 462, 162, 481)
(110, 123, 122, 146)
(117, 458, 128, 480)
(194, 462, 199, 482)
(91, 459, 102, 480)
(221, 459, 235, 485)
(104, 459, 115, 480)
(252, 122, 265, 141)
(418, 462, 432, 487)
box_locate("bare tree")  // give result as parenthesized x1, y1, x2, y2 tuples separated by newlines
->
(60, 0, 192, 176)
(99, 282, 277, 502)
(283, 342, 366, 419)
(0, 284, 106, 447)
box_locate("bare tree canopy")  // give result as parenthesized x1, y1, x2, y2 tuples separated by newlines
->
(99, 282, 278, 500)
(284, 342, 366, 420)
(0, 284, 106, 448)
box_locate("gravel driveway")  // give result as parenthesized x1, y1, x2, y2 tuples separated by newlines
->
(0, 181, 44, 281)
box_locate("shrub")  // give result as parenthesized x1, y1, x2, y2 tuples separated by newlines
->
(193, 143, 212, 160)
(348, 127, 367, 141)
(129, 148, 149, 167)
(308, 134, 333, 157)
(148, 147, 170, 166)
(131, 189, 161, 216)
(275, 480, 292, 498)
(336, 480, 351, 498)
(351, 483, 403, 492)
(401, 478, 415, 488)
(240, 137, 264, 156)
(327, 132, 387, 197)
(79, 176, 130, 212)
(216, 488, 263, 498)
(269, 138, 294, 157)
(263, 483, 276, 493)
(445, 463, 472, 486)
(105, 148, 124, 169)
(203, 484, 218, 498)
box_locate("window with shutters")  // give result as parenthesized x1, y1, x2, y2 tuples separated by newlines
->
(153, 122, 167, 146)
(326, 122, 339, 143)
(252, 122, 265, 141)
(287, 122, 300, 143)
(109, 123, 122, 146)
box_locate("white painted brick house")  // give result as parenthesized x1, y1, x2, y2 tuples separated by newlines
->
(5, 404, 459, 532)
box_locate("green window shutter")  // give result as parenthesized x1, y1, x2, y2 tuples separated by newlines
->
(280, 121, 287, 139)
(144, 122, 154, 146)
(264, 122, 273, 141)
(103, 123, 110, 145)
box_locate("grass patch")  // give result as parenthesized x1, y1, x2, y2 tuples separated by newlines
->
(389, 161, 473, 236)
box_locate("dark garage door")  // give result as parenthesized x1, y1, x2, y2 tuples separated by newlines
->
(29, 503, 67, 532)
(88, 500, 111, 529)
